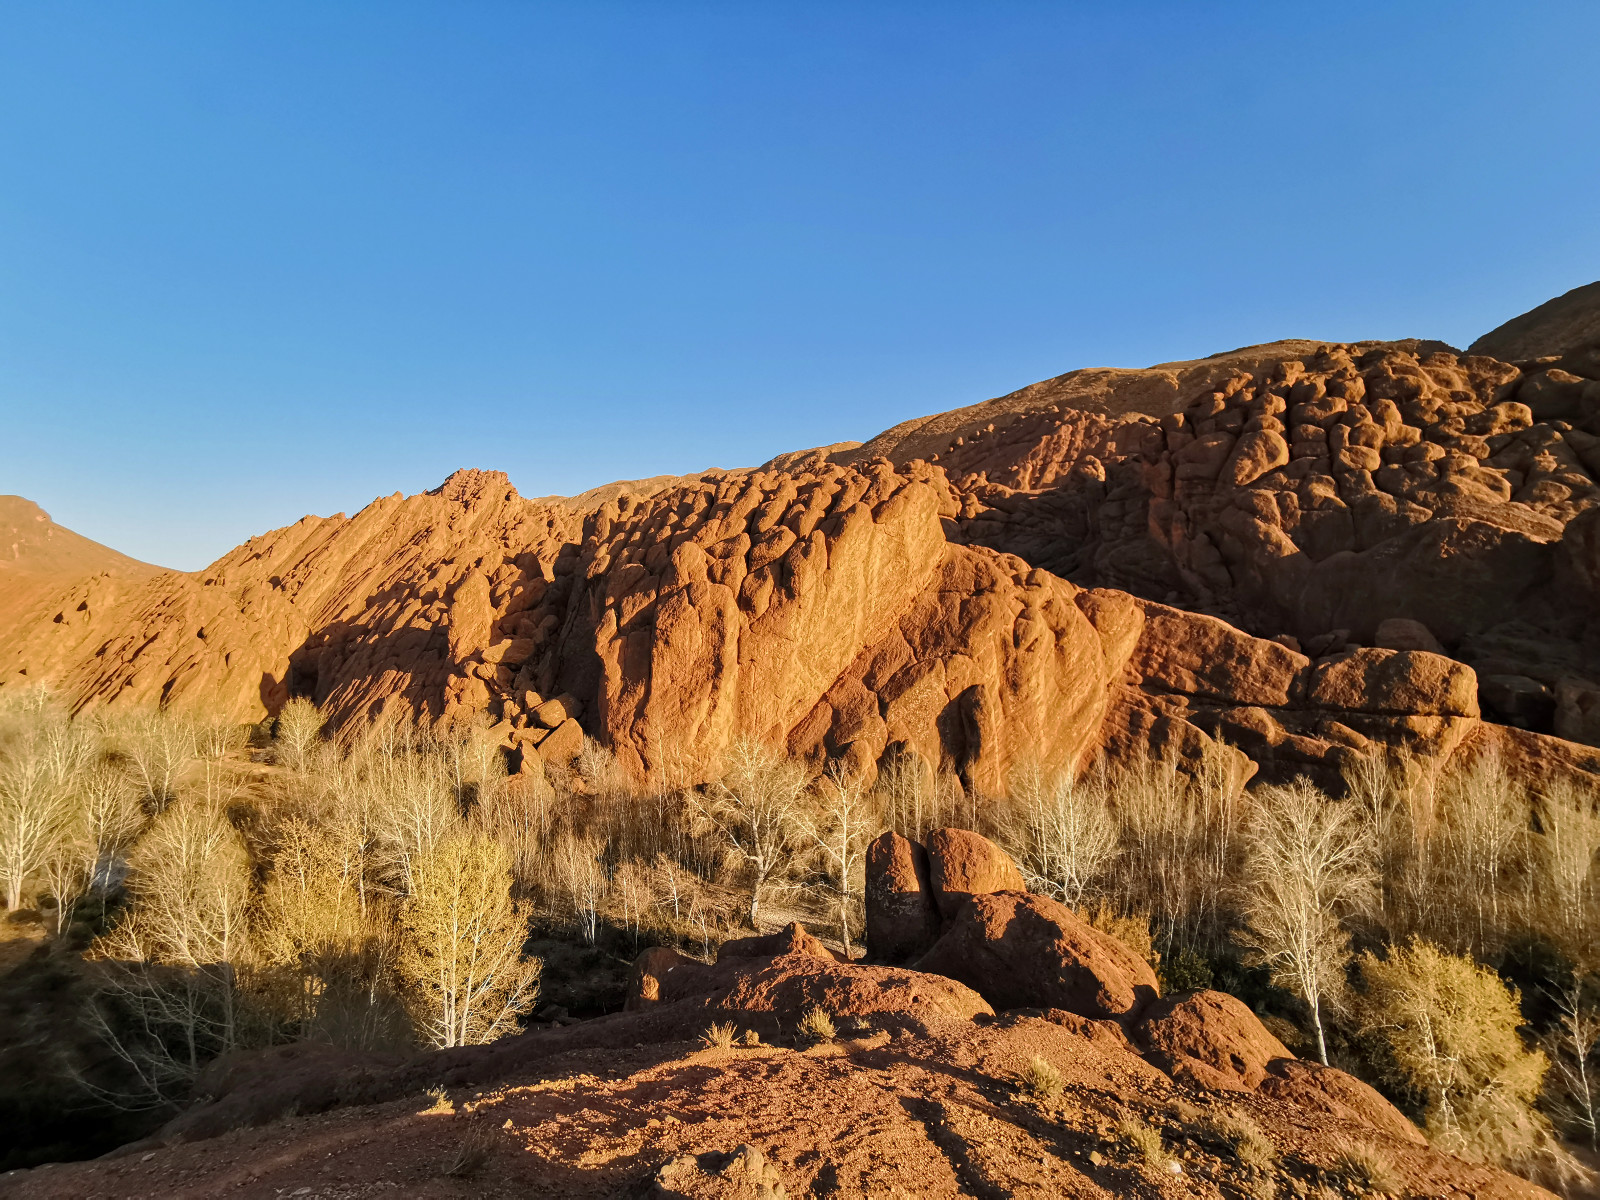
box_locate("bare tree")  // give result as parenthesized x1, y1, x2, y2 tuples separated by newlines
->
(80, 763, 145, 893)
(1435, 750, 1525, 954)
(88, 797, 255, 1102)
(1003, 759, 1117, 908)
(802, 762, 879, 955)
(371, 743, 460, 893)
(397, 833, 540, 1048)
(1535, 780, 1600, 951)
(274, 698, 325, 773)
(0, 733, 72, 911)
(1241, 779, 1375, 1065)
(877, 746, 934, 839)
(690, 738, 808, 929)
(548, 830, 607, 944)
(115, 709, 198, 810)
(1542, 982, 1600, 1151)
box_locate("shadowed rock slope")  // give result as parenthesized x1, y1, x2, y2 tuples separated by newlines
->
(7, 285, 1600, 794)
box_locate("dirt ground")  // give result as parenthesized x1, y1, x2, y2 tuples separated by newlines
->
(0, 1011, 1553, 1200)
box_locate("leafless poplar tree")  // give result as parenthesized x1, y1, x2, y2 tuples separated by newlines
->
(691, 738, 808, 928)
(1241, 779, 1375, 1064)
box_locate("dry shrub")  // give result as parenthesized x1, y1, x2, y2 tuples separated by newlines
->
(700, 1021, 737, 1049)
(420, 1084, 454, 1115)
(1116, 1116, 1172, 1171)
(442, 1124, 494, 1177)
(1355, 938, 1568, 1175)
(1077, 900, 1157, 969)
(1020, 1054, 1064, 1100)
(798, 1006, 836, 1042)
(1326, 1137, 1399, 1195)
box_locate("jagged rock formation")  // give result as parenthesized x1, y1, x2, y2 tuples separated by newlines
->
(7, 285, 1600, 793)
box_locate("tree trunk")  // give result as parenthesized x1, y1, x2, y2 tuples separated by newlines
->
(1313, 995, 1329, 1065)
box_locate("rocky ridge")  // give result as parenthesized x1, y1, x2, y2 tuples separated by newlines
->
(5, 287, 1600, 795)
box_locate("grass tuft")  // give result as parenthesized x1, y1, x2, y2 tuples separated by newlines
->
(1020, 1054, 1064, 1100)
(420, 1085, 454, 1115)
(798, 1006, 836, 1041)
(700, 1021, 738, 1049)
(1116, 1116, 1173, 1172)
(1195, 1110, 1278, 1172)
(1327, 1137, 1400, 1195)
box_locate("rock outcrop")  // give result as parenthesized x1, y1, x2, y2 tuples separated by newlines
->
(862, 832, 939, 962)
(7, 285, 1600, 794)
(916, 890, 1161, 1020)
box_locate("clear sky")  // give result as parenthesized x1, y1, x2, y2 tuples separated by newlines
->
(3, 2, 1597, 570)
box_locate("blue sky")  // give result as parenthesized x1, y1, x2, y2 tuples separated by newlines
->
(3, 2, 1597, 570)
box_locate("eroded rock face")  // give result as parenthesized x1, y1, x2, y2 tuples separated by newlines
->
(914, 891, 1160, 1021)
(9, 308, 1600, 787)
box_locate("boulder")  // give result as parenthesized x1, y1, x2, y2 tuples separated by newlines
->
(623, 922, 991, 1028)
(712, 954, 994, 1027)
(914, 891, 1159, 1020)
(538, 717, 585, 763)
(1223, 429, 1290, 487)
(1554, 678, 1600, 746)
(923, 828, 1027, 920)
(532, 693, 583, 728)
(1136, 990, 1289, 1091)
(1479, 674, 1554, 726)
(1129, 604, 1310, 708)
(864, 831, 941, 962)
(625, 946, 711, 1011)
(1305, 648, 1479, 718)
(1257, 1058, 1426, 1145)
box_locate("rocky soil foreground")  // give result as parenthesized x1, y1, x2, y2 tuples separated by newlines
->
(7, 285, 1600, 796)
(1, 828, 1554, 1199)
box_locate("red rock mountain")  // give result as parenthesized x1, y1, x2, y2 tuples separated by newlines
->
(6, 284, 1600, 794)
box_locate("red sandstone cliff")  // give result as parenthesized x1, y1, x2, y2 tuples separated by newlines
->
(7, 286, 1600, 793)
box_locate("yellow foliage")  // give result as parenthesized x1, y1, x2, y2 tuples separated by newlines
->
(397, 833, 540, 1048)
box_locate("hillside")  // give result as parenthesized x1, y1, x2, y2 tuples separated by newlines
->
(5, 285, 1600, 798)
(0, 497, 160, 644)
(4, 286, 1599, 1197)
